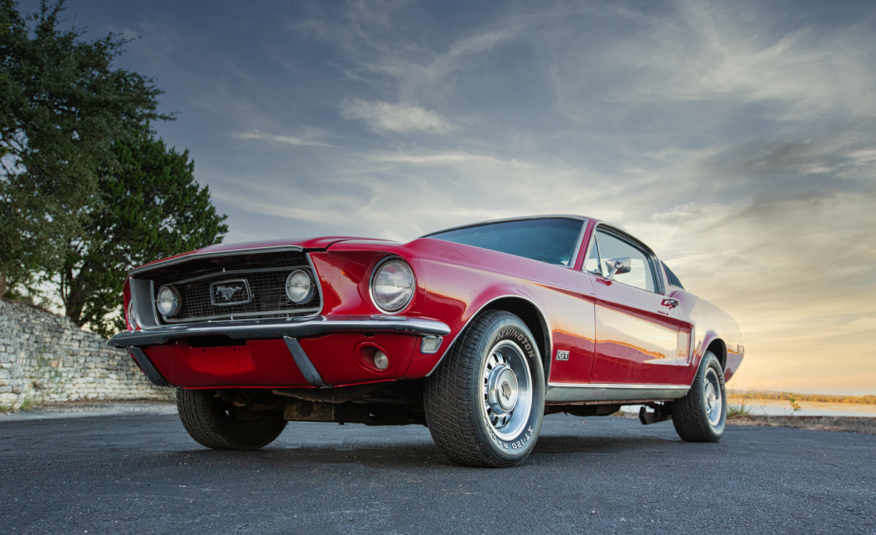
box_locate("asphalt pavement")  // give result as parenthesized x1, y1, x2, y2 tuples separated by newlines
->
(1, 409, 874, 534)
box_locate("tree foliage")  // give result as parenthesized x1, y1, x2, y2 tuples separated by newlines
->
(1, 0, 229, 336)
(62, 133, 228, 337)
(0, 0, 169, 294)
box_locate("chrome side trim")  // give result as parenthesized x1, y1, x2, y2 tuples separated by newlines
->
(129, 245, 305, 276)
(424, 294, 553, 377)
(108, 316, 451, 348)
(547, 382, 690, 389)
(545, 383, 689, 403)
(284, 337, 325, 387)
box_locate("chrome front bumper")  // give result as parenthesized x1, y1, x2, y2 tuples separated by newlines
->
(107, 315, 451, 348)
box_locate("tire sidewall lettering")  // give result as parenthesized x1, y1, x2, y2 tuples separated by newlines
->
(496, 328, 536, 361)
(488, 425, 536, 451)
(483, 325, 541, 454)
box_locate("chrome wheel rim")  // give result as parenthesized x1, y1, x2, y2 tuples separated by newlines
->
(704, 368, 723, 427)
(479, 340, 533, 441)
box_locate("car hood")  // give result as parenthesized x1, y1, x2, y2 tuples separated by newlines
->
(195, 236, 382, 253)
(131, 236, 392, 275)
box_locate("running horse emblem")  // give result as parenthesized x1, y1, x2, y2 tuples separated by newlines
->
(215, 285, 243, 301)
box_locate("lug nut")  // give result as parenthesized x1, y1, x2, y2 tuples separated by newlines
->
(373, 351, 389, 370)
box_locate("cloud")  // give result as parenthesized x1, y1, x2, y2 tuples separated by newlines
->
(367, 150, 518, 166)
(674, 2, 876, 121)
(105, 0, 876, 393)
(231, 130, 335, 148)
(339, 100, 451, 133)
(523, 0, 876, 138)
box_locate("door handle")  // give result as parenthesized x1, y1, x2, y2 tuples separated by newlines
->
(661, 298, 680, 309)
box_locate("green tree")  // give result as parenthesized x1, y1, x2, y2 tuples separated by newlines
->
(0, 0, 169, 296)
(60, 132, 228, 337)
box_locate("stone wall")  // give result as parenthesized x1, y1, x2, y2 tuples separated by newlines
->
(0, 299, 173, 410)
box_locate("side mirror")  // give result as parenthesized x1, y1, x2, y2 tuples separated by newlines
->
(604, 257, 632, 280)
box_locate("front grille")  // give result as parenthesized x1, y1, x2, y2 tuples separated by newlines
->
(144, 252, 321, 324)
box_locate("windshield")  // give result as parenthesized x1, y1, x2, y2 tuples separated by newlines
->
(425, 218, 585, 266)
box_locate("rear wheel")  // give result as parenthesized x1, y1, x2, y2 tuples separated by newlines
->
(424, 310, 545, 467)
(672, 351, 726, 442)
(177, 388, 287, 450)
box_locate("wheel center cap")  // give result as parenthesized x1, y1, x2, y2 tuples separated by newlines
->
(489, 367, 518, 412)
(705, 384, 716, 407)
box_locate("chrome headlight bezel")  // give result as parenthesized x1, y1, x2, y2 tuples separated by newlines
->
(285, 269, 314, 304)
(369, 256, 416, 315)
(126, 299, 138, 330)
(156, 285, 181, 317)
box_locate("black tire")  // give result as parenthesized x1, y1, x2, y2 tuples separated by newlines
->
(672, 351, 726, 442)
(424, 310, 545, 467)
(176, 388, 287, 450)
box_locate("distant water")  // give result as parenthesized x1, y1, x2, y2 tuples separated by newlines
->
(622, 400, 876, 418)
(729, 399, 876, 418)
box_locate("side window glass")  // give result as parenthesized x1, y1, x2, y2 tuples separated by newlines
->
(594, 231, 656, 292)
(583, 235, 602, 275)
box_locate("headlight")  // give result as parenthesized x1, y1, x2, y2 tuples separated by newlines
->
(156, 286, 181, 317)
(285, 270, 314, 304)
(370, 258, 415, 313)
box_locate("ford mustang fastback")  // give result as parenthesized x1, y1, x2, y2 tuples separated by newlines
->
(109, 215, 744, 467)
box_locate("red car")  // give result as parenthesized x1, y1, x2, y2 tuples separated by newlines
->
(110, 216, 744, 467)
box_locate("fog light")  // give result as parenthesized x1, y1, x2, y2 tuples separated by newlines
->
(373, 351, 389, 370)
(421, 335, 443, 354)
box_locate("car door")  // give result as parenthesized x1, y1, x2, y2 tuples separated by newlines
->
(584, 227, 691, 385)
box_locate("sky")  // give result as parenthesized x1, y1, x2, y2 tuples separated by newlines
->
(26, 0, 876, 394)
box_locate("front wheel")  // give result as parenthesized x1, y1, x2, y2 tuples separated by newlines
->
(671, 351, 726, 442)
(424, 310, 545, 467)
(177, 388, 287, 450)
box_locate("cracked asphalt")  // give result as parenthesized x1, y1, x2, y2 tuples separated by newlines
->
(1, 411, 874, 534)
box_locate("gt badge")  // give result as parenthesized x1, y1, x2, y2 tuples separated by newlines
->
(556, 350, 570, 361)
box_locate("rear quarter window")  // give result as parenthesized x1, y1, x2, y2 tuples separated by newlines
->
(663, 262, 684, 289)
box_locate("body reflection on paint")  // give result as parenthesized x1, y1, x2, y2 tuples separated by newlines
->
(592, 304, 690, 384)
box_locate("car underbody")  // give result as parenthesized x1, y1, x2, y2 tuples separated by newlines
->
(182, 381, 673, 429)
